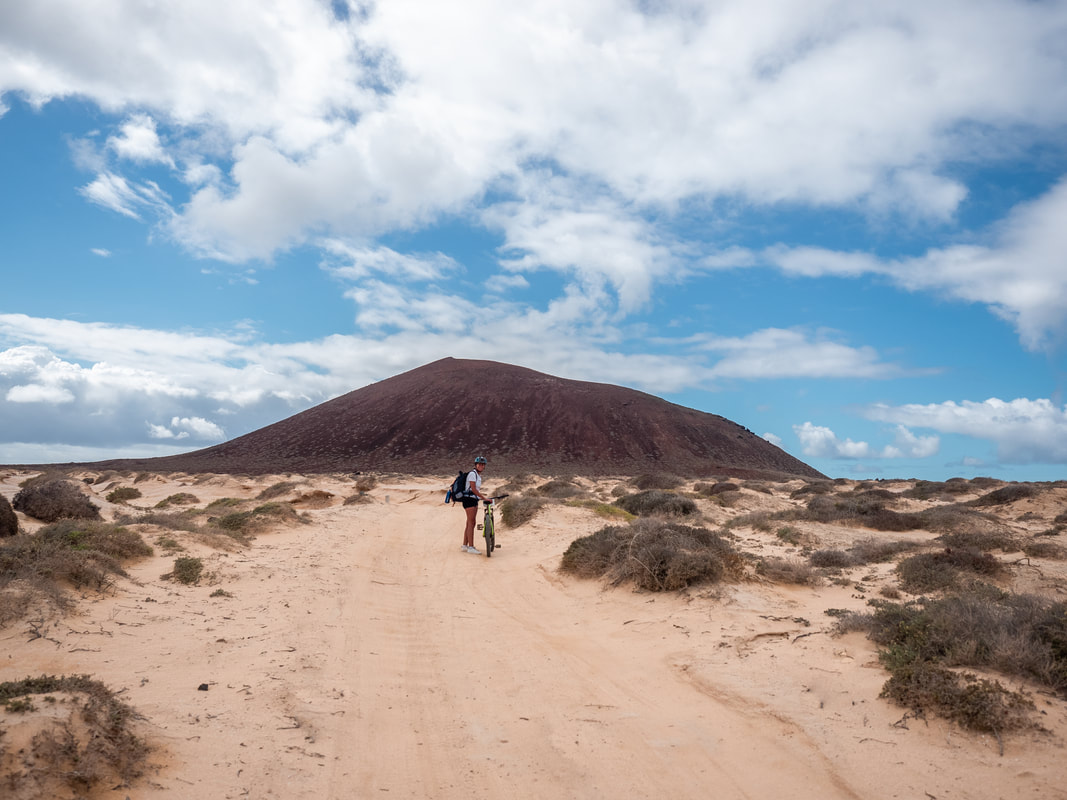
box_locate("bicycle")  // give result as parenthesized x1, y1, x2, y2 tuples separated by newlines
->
(477, 494, 509, 557)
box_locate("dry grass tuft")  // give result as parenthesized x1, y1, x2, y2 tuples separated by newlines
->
(614, 490, 698, 518)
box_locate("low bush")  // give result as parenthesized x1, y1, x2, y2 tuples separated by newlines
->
(848, 538, 924, 564)
(0, 521, 152, 622)
(694, 481, 739, 496)
(534, 479, 583, 499)
(1023, 540, 1067, 560)
(344, 492, 373, 505)
(896, 548, 1003, 593)
(756, 557, 817, 585)
(560, 519, 744, 591)
(810, 549, 855, 568)
(936, 530, 1019, 553)
(170, 556, 203, 584)
(354, 475, 377, 493)
(790, 481, 834, 498)
(0, 494, 17, 537)
(106, 487, 143, 504)
(631, 473, 685, 491)
(13, 479, 101, 523)
(154, 492, 199, 508)
(500, 495, 544, 528)
(971, 484, 1037, 506)
(0, 674, 147, 792)
(614, 490, 697, 518)
(257, 481, 300, 500)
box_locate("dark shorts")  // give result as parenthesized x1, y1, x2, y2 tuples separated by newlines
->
(461, 497, 480, 509)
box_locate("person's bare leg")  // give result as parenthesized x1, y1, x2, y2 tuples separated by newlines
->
(463, 505, 477, 549)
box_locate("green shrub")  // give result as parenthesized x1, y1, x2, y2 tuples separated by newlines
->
(106, 487, 143, 504)
(614, 490, 697, 518)
(0, 494, 18, 538)
(560, 519, 743, 591)
(13, 479, 101, 523)
(171, 556, 203, 584)
(154, 492, 199, 508)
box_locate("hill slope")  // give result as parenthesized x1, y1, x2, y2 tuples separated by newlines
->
(34, 358, 826, 478)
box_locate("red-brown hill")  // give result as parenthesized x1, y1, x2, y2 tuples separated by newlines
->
(30, 358, 826, 479)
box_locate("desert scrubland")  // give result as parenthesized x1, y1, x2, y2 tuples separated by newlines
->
(2, 469, 1067, 799)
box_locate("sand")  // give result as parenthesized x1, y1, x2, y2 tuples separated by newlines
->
(1, 471, 1066, 799)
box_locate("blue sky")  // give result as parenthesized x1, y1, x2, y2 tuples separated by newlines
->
(2, 0, 1067, 481)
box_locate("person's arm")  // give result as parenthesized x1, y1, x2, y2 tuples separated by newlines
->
(469, 471, 490, 501)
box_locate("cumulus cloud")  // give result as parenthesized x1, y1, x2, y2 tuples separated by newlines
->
(108, 114, 175, 167)
(864, 397, 1067, 464)
(794, 421, 939, 460)
(4, 0, 1065, 301)
(148, 416, 225, 441)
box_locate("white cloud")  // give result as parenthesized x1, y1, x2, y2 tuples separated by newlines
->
(109, 113, 175, 167)
(865, 397, 1067, 464)
(4, 0, 1064, 292)
(722, 177, 1067, 351)
(320, 242, 459, 282)
(6, 383, 75, 404)
(698, 328, 902, 379)
(761, 431, 782, 447)
(91, 247, 111, 257)
(793, 421, 939, 460)
(79, 171, 172, 220)
(148, 416, 224, 441)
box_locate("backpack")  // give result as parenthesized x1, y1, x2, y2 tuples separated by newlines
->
(445, 470, 469, 504)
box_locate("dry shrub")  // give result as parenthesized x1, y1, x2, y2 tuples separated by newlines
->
(290, 490, 335, 508)
(614, 490, 697, 518)
(118, 509, 200, 532)
(971, 484, 1038, 506)
(0, 494, 18, 538)
(257, 481, 300, 500)
(848, 538, 924, 564)
(740, 480, 774, 494)
(631, 473, 685, 491)
(154, 492, 199, 508)
(790, 481, 835, 498)
(13, 479, 101, 523)
(353, 475, 377, 492)
(880, 662, 1035, 734)
(853, 589, 1067, 732)
(904, 480, 974, 500)
(0, 521, 152, 624)
(106, 486, 142, 504)
(756, 557, 817, 585)
(694, 481, 739, 496)
(169, 556, 203, 584)
(0, 674, 147, 793)
(936, 529, 1019, 553)
(209, 502, 303, 539)
(500, 495, 544, 528)
(810, 549, 856, 568)
(896, 548, 1004, 593)
(1023, 540, 1067, 560)
(344, 492, 373, 505)
(534, 479, 583, 499)
(560, 519, 743, 591)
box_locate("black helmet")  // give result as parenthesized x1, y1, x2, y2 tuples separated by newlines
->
(474, 456, 487, 464)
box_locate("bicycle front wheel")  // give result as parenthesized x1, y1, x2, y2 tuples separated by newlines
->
(484, 513, 495, 557)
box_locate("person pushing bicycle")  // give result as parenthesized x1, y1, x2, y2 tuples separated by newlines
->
(461, 456, 492, 554)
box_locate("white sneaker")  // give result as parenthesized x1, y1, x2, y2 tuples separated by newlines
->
(467, 546, 481, 554)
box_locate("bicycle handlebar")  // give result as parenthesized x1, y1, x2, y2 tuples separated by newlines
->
(483, 493, 509, 503)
